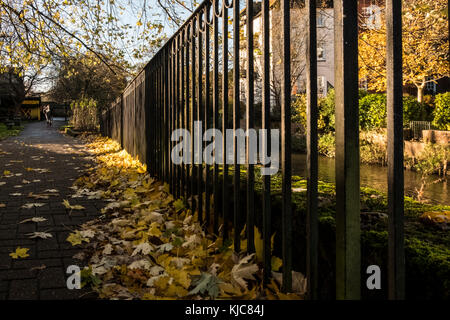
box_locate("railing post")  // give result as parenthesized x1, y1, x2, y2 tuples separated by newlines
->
(334, 0, 360, 300)
(386, 0, 405, 300)
(261, 0, 271, 285)
(246, 0, 255, 254)
(233, 0, 241, 253)
(222, 5, 229, 241)
(204, 6, 211, 228)
(306, 0, 318, 300)
(281, 0, 292, 293)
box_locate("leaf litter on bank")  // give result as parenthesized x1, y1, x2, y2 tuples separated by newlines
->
(66, 135, 306, 300)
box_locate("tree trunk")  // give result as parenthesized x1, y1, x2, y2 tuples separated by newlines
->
(417, 85, 424, 103)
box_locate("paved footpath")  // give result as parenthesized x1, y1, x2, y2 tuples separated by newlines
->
(0, 120, 101, 299)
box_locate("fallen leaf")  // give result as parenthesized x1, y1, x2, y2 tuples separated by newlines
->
(21, 203, 46, 209)
(26, 232, 53, 239)
(231, 254, 259, 289)
(9, 247, 30, 259)
(19, 217, 47, 224)
(67, 231, 90, 246)
(62, 199, 85, 210)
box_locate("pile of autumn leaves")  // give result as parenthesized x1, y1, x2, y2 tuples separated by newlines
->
(67, 135, 305, 300)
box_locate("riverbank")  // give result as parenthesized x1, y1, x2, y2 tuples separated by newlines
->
(226, 168, 450, 299)
(311, 130, 449, 177)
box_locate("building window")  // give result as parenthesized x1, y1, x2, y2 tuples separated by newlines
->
(317, 42, 325, 61)
(317, 12, 325, 27)
(426, 77, 437, 94)
(318, 76, 326, 95)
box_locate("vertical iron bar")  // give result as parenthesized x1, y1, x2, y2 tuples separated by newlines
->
(173, 36, 180, 199)
(386, 0, 405, 300)
(186, 31, 191, 203)
(233, 0, 241, 253)
(171, 44, 176, 193)
(205, 7, 211, 228)
(281, 0, 292, 293)
(191, 24, 197, 214)
(165, 49, 170, 185)
(261, 0, 271, 284)
(222, 5, 229, 241)
(181, 34, 186, 200)
(334, 0, 360, 300)
(198, 16, 204, 224)
(246, 0, 255, 254)
(213, 9, 220, 235)
(306, 0, 318, 300)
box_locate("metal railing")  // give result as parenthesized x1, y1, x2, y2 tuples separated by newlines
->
(101, 0, 405, 300)
(410, 120, 431, 140)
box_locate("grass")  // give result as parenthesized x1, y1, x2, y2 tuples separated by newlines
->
(0, 122, 24, 140)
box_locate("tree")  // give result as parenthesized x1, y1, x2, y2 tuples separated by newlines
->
(49, 52, 128, 111)
(0, 0, 197, 113)
(358, 0, 449, 102)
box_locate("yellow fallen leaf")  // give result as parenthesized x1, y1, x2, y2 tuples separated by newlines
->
(148, 222, 162, 237)
(62, 199, 85, 210)
(9, 247, 30, 259)
(271, 256, 283, 271)
(66, 231, 90, 246)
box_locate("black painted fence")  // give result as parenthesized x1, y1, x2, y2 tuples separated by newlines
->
(100, 0, 405, 300)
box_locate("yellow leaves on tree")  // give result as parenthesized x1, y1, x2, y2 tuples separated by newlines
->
(358, 0, 449, 102)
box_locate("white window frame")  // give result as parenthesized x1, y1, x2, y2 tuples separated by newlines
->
(317, 42, 326, 61)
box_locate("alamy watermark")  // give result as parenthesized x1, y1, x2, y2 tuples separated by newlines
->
(170, 121, 279, 175)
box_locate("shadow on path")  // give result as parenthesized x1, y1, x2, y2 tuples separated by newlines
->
(0, 120, 101, 300)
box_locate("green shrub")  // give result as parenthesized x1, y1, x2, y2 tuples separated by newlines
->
(422, 95, 435, 121)
(318, 89, 335, 133)
(403, 96, 428, 123)
(432, 92, 450, 130)
(70, 97, 99, 131)
(360, 130, 387, 165)
(318, 132, 335, 157)
(359, 94, 387, 130)
(291, 94, 307, 129)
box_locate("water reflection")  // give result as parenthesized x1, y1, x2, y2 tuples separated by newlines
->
(292, 153, 449, 205)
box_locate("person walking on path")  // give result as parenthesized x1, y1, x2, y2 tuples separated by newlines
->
(43, 104, 53, 126)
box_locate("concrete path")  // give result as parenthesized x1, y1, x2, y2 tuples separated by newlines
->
(0, 120, 101, 299)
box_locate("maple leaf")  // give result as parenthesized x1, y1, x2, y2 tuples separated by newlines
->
(19, 217, 47, 224)
(128, 259, 152, 270)
(102, 244, 113, 255)
(21, 203, 46, 209)
(62, 199, 85, 210)
(132, 242, 155, 256)
(271, 256, 283, 272)
(231, 254, 259, 289)
(9, 247, 30, 259)
(188, 273, 220, 298)
(148, 222, 162, 237)
(26, 232, 53, 239)
(157, 243, 174, 253)
(67, 231, 90, 246)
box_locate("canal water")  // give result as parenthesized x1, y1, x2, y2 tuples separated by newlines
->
(292, 153, 449, 205)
